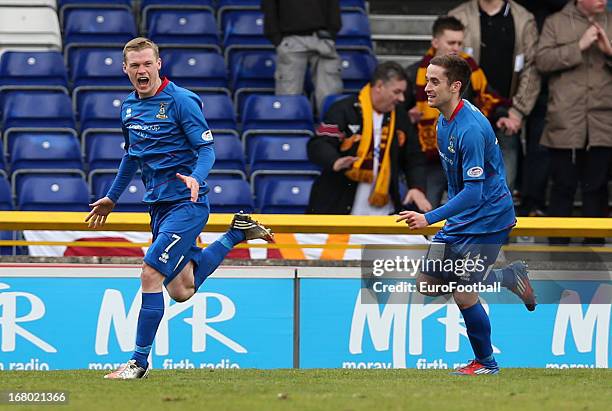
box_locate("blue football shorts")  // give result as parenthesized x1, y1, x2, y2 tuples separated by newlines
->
(143, 196, 210, 285)
(421, 228, 511, 284)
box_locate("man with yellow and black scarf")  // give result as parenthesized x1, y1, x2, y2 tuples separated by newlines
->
(306, 62, 431, 215)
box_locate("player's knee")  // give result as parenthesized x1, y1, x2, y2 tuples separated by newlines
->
(141, 263, 164, 291)
(453, 291, 479, 309)
(168, 287, 194, 303)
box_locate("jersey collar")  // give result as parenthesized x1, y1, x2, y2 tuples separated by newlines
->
(155, 77, 170, 96)
(448, 99, 464, 123)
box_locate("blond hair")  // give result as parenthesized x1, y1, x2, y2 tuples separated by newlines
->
(123, 37, 159, 62)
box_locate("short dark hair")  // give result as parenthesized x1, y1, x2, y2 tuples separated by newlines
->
(432, 15, 465, 37)
(429, 54, 472, 95)
(371, 61, 407, 85)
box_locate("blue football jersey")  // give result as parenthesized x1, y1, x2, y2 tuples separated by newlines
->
(436, 100, 515, 234)
(120, 79, 213, 203)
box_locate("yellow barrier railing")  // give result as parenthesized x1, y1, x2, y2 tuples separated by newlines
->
(0, 211, 610, 237)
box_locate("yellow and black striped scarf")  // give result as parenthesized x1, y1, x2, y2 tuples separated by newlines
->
(343, 84, 396, 207)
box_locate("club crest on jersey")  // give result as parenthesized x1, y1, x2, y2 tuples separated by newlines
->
(156, 102, 168, 119)
(448, 135, 456, 153)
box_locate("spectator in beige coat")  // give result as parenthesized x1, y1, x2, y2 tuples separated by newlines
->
(536, 0, 612, 244)
(449, 0, 541, 192)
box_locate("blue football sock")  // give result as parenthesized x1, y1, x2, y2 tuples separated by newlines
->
(193, 229, 246, 290)
(218, 228, 246, 250)
(131, 292, 164, 369)
(460, 301, 497, 368)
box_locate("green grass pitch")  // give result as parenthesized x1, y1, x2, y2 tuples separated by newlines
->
(1, 369, 610, 411)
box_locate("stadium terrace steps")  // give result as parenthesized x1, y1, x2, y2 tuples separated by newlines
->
(369, 0, 463, 62)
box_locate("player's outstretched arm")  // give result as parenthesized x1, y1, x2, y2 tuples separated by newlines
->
(396, 210, 429, 230)
(85, 197, 115, 229)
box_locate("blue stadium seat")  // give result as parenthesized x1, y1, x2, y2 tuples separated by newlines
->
(4, 130, 78, 162)
(148, 9, 220, 51)
(217, 0, 260, 28)
(223, 10, 273, 64)
(217, 0, 261, 5)
(0, 51, 68, 89)
(340, 0, 367, 11)
(321, 93, 352, 119)
(247, 135, 317, 173)
(231, 51, 276, 90)
(86, 132, 125, 172)
(63, 8, 137, 45)
(70, 48, 130, 87)
(0, 144, 6, 177)
(231, 51, 276, 114)
(59, 0, 131, 6)
(217, 0, 260, 6)
(223, 10, 269, 47)
(0, 176, 13, 210)
(207, 176, 254, 213)
(339, 50, 377, 91)
(241, 95, 314, 133)
(236, 90, 275, 119)
(0, 231, 24, 256)
(200, 93, 237, 131)
(17, 175, 90, 211)
(92, 173, 147, 212)
(10, 133, 83, 172)
(159, 49, 228, 91)
(140, 0, 214, 17)
(336, 11, 372, 50)
(2, 91, 75, 129)
(77, 89, 130, 131)
(212, 133, 246, 175)
(256, 175, 315, 214)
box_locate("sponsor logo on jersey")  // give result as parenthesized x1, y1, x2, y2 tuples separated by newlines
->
(156, 102, 168, 119)
(348, 124, 361, 134)
(467, 166, 484, 178)
(125, 107, 132, 119)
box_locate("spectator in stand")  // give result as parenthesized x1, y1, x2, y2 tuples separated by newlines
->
(405, 15, 511, 208)
(536, 0, 612, 244)
(262, 0, 343, 116)
(449, 0, 541, 194)
(514, 0, 569, 217)
(307, 62, 431, 215)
